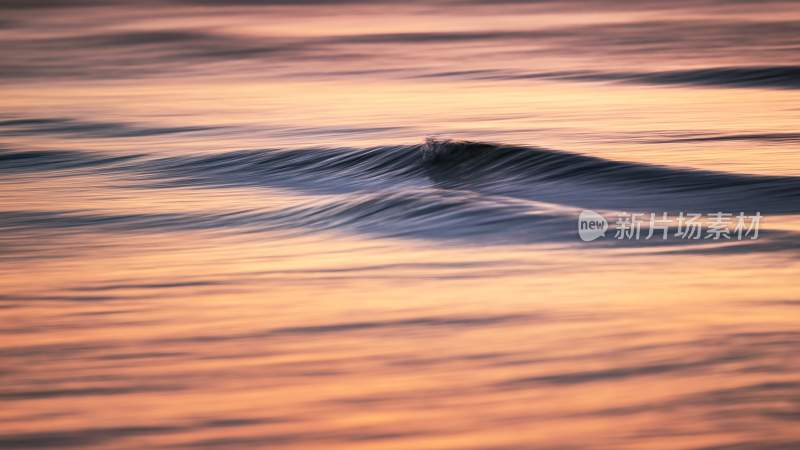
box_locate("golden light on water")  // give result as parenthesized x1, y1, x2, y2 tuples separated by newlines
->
(1, 1, 799, 449)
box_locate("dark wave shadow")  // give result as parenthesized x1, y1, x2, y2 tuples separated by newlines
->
(2, 140, 798, 251)
(6, 137, 797, 213)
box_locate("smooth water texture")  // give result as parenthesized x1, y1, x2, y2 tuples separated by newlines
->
(1, 1, 799, 449)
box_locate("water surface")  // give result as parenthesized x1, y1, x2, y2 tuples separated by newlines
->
(1, 1, 799, 449)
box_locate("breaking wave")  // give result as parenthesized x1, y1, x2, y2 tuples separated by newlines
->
(5, 139, 799, 214)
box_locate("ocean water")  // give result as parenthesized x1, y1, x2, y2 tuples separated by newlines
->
(1, 1, 799, 449)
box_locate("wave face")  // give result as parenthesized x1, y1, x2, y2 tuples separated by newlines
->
(8, 138, 800, 210)
(2, 139, 799, 249)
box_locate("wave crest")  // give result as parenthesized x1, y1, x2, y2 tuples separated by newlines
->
(3, 139, 799, 213)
